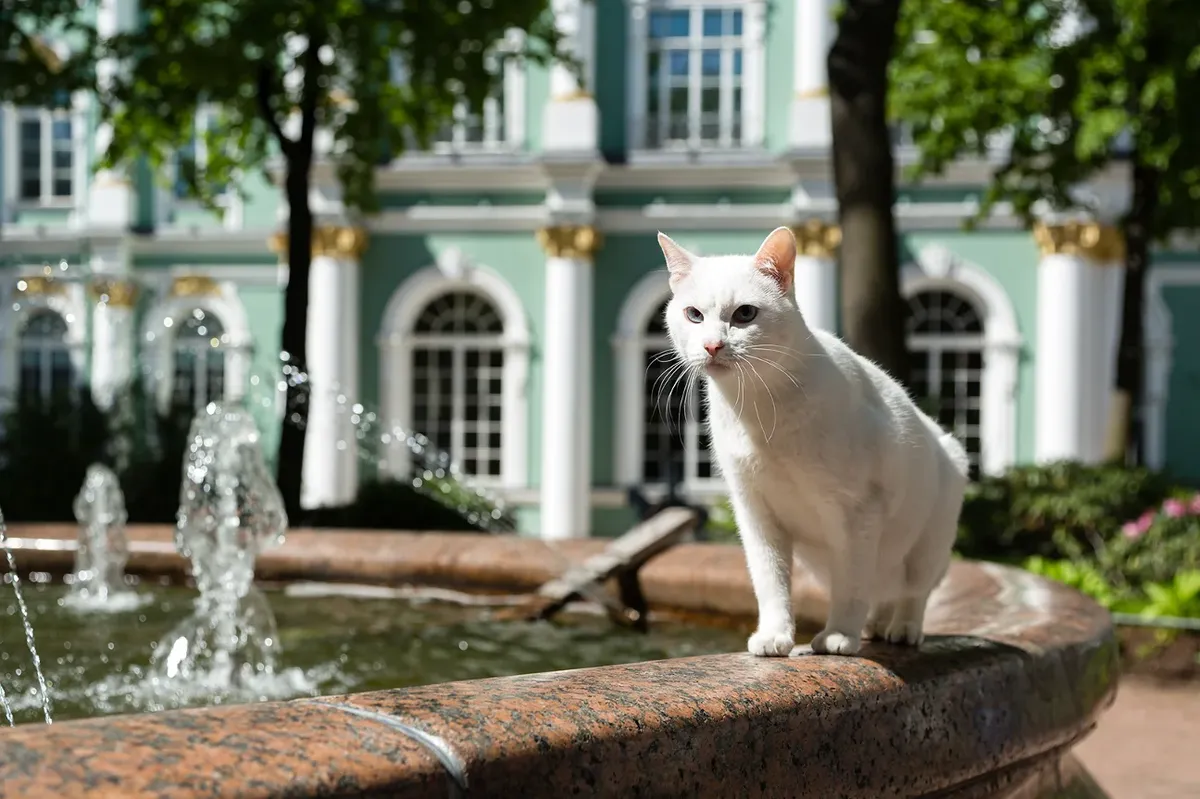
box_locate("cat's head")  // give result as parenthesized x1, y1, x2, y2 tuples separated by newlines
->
(658, 226, 804, 381)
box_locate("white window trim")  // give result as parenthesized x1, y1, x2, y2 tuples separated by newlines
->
(157, 105, 243, 230)
(1143, 266, 1200, 471)
(140, 276, 253, 414)
(901, 244, 1022, 476)
(391, 31, 527, 162)
(1, 98, 88, 220)
(612, 269, 726, 498)
(0, 271, 88, 407)
(625, 0, 768, 158)
(377, 251, 530, 490)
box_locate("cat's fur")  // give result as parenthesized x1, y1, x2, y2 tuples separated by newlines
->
(658, 226, 970, 656)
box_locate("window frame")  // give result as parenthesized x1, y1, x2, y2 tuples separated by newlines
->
(626, 0, 768, 157)
(378, 257, 530, 490)
(2, 102, 86, 212)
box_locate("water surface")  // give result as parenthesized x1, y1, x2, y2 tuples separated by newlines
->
(0, 580, 748, 725)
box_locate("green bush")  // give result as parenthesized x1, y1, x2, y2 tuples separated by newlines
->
(303, 478, 510, 532)
(956, 460, 1173, 562)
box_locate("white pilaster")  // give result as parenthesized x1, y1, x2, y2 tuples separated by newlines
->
(537, 225, 601, 539)
(790, 220, 840, 332)
(789, 0, 834, 150)
(1033, 222, 1124, 463)
(89, 0, 137, 229)
(88, 239, 136, 409)
(542, 0, 599, 153)
(285, 225, 366, 510)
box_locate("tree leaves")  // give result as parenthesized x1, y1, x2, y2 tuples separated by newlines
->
(892, 0, 1200, 239)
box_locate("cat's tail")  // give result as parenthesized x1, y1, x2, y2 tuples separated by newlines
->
(938, 432, 971, 480)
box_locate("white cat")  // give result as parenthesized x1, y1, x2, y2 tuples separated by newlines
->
(658, 226, 970, 657)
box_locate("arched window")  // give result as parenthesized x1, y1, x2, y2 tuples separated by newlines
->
(640, 299, 714, 488)
(409, 290, 506, 478)
(170, 308, 227, 412)
(905, 289, 985, 477)
(17, 309, 75, 403)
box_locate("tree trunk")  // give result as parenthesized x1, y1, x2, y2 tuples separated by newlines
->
(827, 0, 909, 385)
(269, 34, 323, 522)
(1109, 160, 1159, 466)
(275, 158, 313, 522)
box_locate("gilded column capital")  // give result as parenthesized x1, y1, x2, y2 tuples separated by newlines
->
(536, 225, 603, 259)
(313, 225, 369, 259)
(267, 225, 370, 261)
(790, 219, 842, 258)
(170, 275, 221, 298)
(1033, 221, 1125, 264)
(89, 278, 140, 308)
(15, 276, 65, 297)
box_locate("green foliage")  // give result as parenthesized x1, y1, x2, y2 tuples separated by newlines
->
(892, 0, 1200, 236)
(303, 479, 507, 532)
(704, 497, 741, 543)
(0, 380, 193, 524)
(955, 460, 1172, 562)
(0, 0, 98, 107)
(97, 0, 566, 214)
(1021, 490, 1200, 621)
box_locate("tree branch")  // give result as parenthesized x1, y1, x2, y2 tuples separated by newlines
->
(256, 62, 294, 157)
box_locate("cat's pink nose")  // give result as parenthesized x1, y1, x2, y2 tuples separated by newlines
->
(704, 341, 724, 358)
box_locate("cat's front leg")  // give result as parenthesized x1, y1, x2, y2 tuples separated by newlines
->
(811, 496, 882, 656)
(733, 495, 795, 657)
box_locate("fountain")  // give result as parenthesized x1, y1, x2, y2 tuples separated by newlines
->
(146, 401, 306, 699)
(64, 464, 145, 612)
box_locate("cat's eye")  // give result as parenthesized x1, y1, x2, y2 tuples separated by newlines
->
(732, 305, 759, 324)
(684, 306, 704, 323)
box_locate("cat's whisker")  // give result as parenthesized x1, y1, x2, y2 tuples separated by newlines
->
(745, 360, 779, 443)
(741, 354, 800, 389)
(658, 361, 691, 436)
(746, 344, 807, 362)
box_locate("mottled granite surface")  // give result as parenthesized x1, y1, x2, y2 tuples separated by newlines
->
(0, 526, 1118, 798)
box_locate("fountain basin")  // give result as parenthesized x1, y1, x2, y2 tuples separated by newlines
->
(0, 524, 1117, 798)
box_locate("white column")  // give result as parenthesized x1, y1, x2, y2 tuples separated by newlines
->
(89, 0, 137, 228)
(298, 226, 365, 510)
(88, 240, 136, 409)
(1033, 222, 1123, 463)
(542, 0, 599, 153)
(790, 0, 834, 150)
(790, 220, 840, 332)
(537, 225, 599, 539)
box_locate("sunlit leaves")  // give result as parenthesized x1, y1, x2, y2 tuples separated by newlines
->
(94, 0, 563, 213)
(891, 0, 1200, 238)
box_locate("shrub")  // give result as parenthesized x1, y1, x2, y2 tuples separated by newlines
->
(956, 460, 1173, 562)
(303, 478, 504, 532)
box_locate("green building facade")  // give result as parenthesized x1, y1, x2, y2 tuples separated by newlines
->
(3, 0, 1199, 537)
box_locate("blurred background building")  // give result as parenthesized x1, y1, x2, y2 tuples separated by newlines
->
(2, 0, 1198, 537)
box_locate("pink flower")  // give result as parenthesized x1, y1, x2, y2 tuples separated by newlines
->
(1189, 494, 1200, 515)
(1123, 510, 1156, 539)
(1164, 499, 1187, 518)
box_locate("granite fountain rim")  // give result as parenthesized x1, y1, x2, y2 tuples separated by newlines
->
(0, 523, 1119, 798)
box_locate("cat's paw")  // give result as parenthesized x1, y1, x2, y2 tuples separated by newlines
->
(811, 629, 862, 656)
(883, 620, 924, 646)
(747, 628, 795, 657)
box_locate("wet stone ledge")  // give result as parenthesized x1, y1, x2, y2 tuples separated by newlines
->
(0, 527, 1119, 798)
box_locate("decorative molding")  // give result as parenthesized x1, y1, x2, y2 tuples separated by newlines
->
(88, 278, 139, 308)
(267, 225, 369, 260)
(790, 219, 841, 258)
(15, 276, 65, 296)
(378, 262, 531, 490)
(536, 225, 603, 259)
(902, 246, 1023, 476)
(551, 89, 593, 102)
(170, 275, 221, 298)
(794, 87, 829, 100)
(1033, 221, 1125, 264)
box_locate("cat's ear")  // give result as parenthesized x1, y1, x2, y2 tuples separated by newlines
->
(658, 232, 696, 286)
(754, 226, 796, 294)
